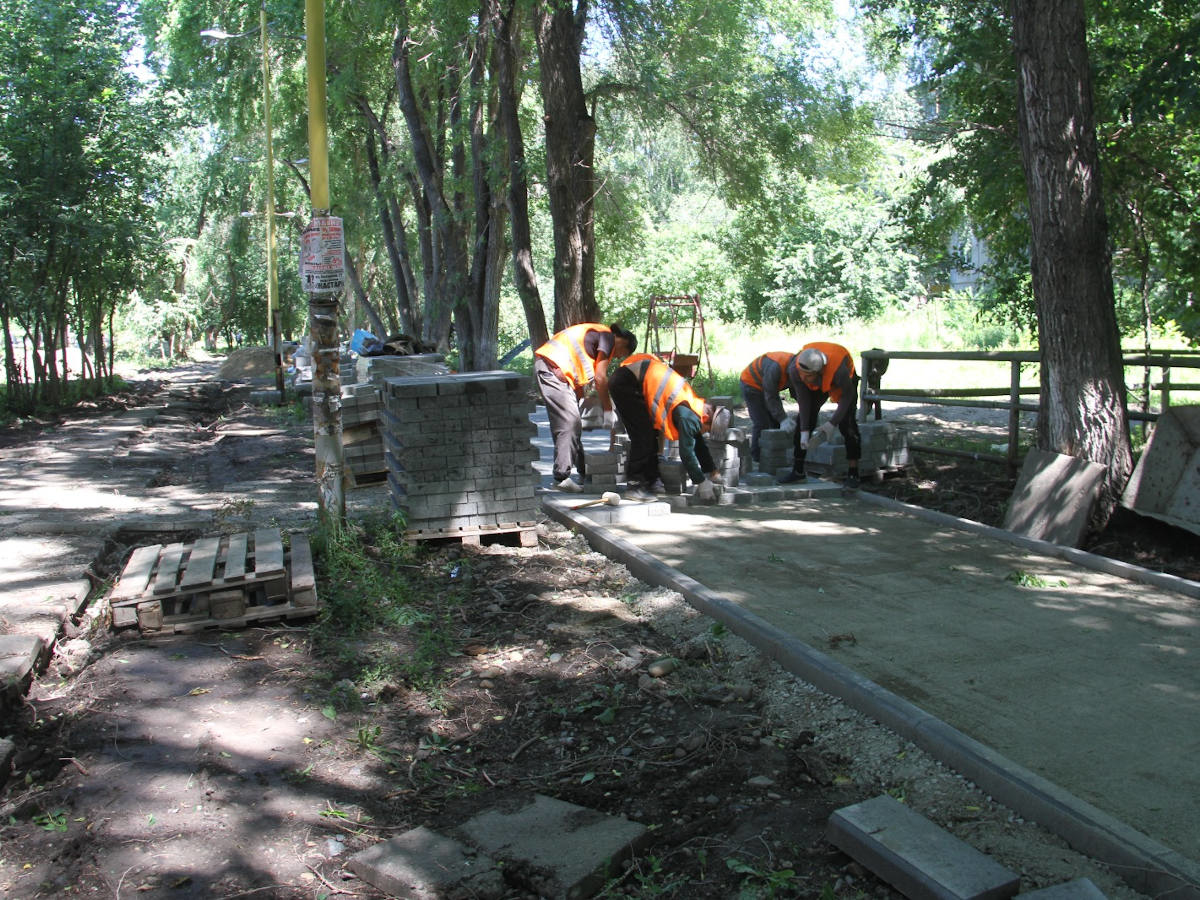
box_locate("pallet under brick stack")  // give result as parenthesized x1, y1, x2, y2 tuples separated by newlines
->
(380, 371, 541, 546)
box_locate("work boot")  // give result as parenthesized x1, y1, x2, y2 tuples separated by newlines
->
(650, 478, 667, 495)
(625, 485, 654, 501)
(555, 477, 583, 493)
(843, 472, 861, 491)
(778, 469, 808, 485)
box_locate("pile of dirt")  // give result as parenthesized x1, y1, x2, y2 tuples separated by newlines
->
(217, 346, 277, 380)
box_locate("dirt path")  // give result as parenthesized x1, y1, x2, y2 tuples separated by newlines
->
(0, 361, 1177, 899)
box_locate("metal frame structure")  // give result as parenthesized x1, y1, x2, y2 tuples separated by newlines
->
(643, 294, 713, 386)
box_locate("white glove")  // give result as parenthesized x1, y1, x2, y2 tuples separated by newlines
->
(693, 478, 716, 501)
(710, 472, 725, 485)
(779, 417, 797, 435)
(799, 430, 811, 450)
(602, 409, 618, 430)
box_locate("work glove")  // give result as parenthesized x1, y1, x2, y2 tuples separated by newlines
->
(799, 430, 811, 450)
(710, 471, 725, 485)
(602, 409, 618, 430)
(779, 417, 797, 435)
(693, 478, 716, 502)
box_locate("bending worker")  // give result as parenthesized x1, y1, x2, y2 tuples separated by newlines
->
(534, 322, 637, 492)
(740, 351, 796, 466)
(610, 353, 731, 501)
(780, 341, 862, 490)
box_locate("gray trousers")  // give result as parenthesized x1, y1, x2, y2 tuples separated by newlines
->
(535, 357, 585, 481)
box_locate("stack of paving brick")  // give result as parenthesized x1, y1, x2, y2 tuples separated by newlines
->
(584, 441, 625, 490)
(380, 371, 540, 545)
(357, 353, 449, 386)
(757, 429, 794, 477)
(804, 420, 910, 477)
(341, 383, 386, 485)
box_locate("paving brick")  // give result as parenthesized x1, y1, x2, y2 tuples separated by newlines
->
(828, 795, 1020, 900)
(460, 794, 648, 898)
(1015, 878, 1107, 899)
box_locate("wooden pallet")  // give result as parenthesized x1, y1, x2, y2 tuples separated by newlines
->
(108, 528, 318, 633)
(406, 523, 538, 548)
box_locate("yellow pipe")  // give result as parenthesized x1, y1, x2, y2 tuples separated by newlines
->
(305, 0, 330, 212)
(261, 6, 278, 342)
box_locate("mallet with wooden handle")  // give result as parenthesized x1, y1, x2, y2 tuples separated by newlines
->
(571, 491, 621, 510)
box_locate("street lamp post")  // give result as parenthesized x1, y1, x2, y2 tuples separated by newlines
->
(260, 6, 285, 400)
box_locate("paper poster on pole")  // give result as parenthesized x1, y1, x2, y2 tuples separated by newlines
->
(299, 216, 345, 293)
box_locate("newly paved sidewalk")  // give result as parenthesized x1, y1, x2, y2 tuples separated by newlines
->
(540, 476, 1199, 898)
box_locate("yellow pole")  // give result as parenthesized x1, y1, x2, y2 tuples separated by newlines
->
(304, 0, 344, 523)
(305, 0, 330, 213)
(261, 6, 284, 397)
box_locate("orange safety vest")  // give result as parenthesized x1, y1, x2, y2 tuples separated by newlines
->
(535, 323, 611, 390)
(622, 353, 706, 441)
(741, 352, 794, 392)
(798, 341, 856, 402)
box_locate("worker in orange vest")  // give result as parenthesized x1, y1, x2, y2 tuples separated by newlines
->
(610, 353, 730, 501)
(740, 351, 796, 466)
(780, 342, 862, 490)
(534, 323, 638, 492)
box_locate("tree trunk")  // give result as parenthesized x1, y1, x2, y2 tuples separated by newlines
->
(1010, 0, 1132, 529)
(492, 0, 549, 350)
(535, 0, 599, 329)
(359, 99, 418, 336)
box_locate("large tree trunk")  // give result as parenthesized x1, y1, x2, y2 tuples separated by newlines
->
(535, 0, 600, 329)
(492, 0, 549, 350)
(1010, 0, 1132, 529)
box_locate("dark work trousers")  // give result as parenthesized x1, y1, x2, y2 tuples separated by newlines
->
(535, 356, 585, 482)
(609, 366, 660, 489)
(791, 384, 862, 474)
(741, 385, 780, 463)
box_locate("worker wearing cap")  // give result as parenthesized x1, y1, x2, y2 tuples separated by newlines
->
(534, 323, 637, 492)
(610, 353, 730, 501)
(780, 341, 862, 490)
(740, 351, 796, 466)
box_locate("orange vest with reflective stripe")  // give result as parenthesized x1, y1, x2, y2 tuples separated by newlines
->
(535, 323, 610, 390)
(741, 352, 794, 392)
(622, 353, 706, 441)
(799, 342, 855, 402)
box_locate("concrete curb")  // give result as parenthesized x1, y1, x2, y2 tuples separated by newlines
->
(542, 498, 1200, 900)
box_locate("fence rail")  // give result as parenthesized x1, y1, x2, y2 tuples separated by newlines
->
(857, 348, 1200, 470)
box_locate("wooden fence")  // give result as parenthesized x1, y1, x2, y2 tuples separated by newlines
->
(857, 348, 1200, 469)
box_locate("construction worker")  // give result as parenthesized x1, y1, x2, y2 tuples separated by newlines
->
(779, 341, 862, 490)
(534, 322, 637, 492)
(610, 353, 731, 501)
(740, 351, 796, 466)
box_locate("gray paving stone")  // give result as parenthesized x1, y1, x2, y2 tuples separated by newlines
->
(1121, 405, 1200, 535)
(348, 825, 504, 899)
(828, 794, 1020, 900)
(460, 793, 648, 898)
(1016, 878, 1107, 899)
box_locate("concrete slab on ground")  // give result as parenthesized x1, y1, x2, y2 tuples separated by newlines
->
(1003, 449, 1105, 546)
(459, 793, 648, 898)
(828, 794, 1021, 899)
(348, 825, 504, 899)
(1122, 405, 1200, 535)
